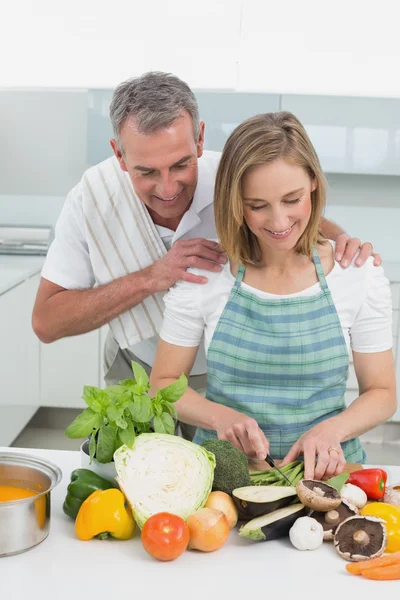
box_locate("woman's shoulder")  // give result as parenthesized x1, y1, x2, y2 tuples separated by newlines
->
(165, 260, 234, 306)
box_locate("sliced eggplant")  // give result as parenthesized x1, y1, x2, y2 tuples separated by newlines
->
(232, 486, 297, 519)
(239, 503, 307, 542)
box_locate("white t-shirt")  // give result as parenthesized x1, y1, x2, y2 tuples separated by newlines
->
(160, 242, 393, 356)
(41, 151, 221, 374)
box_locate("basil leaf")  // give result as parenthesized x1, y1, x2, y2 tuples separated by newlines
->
(164, 401, 178, 419)
(82, 386, 104, 413)
(104, 385, 125, 403)
(115, 416, 128, 430)
(65, 408, 103, 439)
(118, 421, 136, 448)
(96, 425, 117, 464)
(107, 404, 124, 423)
(131, 360, 150, 388)
(153, 412, 175, 435)
(159, 373, 188, 403)
(89, 433, 97, 463)
(129, 395, 153, 422)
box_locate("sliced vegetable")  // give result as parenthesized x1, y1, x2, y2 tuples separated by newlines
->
(232, 486, 297, 519)
(62, 468, 115, 520)
(141, 512, 190, 561)
(75, 488, 135, 541)
(327, 472, 349, 491)
(250, 460, 304, 487)
(205, 491, 238, 529)
(238, 504, 306, 542)
(348, 468, 387, 500)
(187, 507, 230, 552)
(361, 502, 400, 553)
(114, 433, 215, 528)
(346, 550, 400, 575)
(289, 516, 324, 550)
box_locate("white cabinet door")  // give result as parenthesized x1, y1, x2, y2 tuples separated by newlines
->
(0, 275, 40, 407)
(40, 330, 100, 409)
(281, 95, 400, 176)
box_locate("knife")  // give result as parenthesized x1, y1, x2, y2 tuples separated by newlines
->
(265, 454, 295, 486)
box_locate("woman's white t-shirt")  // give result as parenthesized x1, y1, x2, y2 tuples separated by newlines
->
(160, 242, 393, 355)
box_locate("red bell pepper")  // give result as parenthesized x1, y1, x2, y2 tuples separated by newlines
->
(348, 468, 387, 500)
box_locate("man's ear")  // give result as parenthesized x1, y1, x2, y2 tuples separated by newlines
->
(197, 121, 205, 158)
(110, 139, 128, 172)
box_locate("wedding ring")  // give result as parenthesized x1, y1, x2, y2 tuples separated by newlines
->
(327, 446, 340, 454)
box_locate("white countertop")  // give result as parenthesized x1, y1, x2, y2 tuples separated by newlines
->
(0, 255, 44, 296)
(1, 447, 399, 599)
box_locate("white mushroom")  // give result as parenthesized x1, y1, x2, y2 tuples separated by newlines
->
(340, 483, 368, 509)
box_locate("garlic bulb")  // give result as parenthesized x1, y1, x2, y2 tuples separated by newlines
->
(289, 516, 324, 551)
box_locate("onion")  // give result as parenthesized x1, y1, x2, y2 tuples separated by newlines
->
(187, 507, 230, 552)
(383, 484, 400, 506)
(205, 491, 238, 529)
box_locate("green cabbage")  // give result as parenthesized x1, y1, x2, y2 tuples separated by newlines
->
(114, 433, 216, 528)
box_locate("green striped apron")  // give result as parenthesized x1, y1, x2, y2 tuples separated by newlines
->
(193, 248, 366, 463)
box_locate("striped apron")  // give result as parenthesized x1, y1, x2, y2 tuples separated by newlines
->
(193, 249, 366, 463)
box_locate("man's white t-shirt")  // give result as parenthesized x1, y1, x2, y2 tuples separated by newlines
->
(41, 151, 221, 374)
(160, 241, 393, 357)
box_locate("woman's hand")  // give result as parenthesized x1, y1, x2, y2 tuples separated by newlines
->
(280, 420, 346, 480)
(215, 411, 270, 460)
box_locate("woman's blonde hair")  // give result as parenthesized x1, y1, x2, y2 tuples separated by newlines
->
(214, 111, 327, 265)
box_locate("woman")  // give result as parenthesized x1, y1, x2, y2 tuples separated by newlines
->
(151, 112, 397, 480)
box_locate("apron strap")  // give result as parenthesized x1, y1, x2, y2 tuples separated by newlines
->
(235, 264, 246, 287)
(313, 246, 329, 291)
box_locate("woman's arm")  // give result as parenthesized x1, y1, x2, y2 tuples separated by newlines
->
(335, 349, 397, 439)
(151, 339, 270, 458)
(281, 350, 397, 479)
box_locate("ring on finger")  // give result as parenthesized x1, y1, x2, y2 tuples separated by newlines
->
(327, 446, 340, 454)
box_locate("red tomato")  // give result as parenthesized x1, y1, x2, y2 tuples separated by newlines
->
(141, 512, 190, 561)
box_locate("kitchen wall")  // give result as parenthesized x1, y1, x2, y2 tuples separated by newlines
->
(1, 88, 399, 263)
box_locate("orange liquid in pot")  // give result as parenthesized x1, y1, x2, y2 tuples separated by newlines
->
(0, 485, 38, 502)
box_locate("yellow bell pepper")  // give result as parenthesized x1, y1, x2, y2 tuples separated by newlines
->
(75, 488, 135, 541)
(361, 502, 400, 553)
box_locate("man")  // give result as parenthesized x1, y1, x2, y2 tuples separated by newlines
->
(32, 71, 379, 440)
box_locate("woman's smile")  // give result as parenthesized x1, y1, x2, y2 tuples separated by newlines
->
(265, 222, 296, 240)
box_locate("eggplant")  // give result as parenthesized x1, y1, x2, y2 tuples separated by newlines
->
(239, 503, 307, 542)
(232, 485, 297, 519)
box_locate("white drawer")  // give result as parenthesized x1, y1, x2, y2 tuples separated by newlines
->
(391, 283, 400, 310)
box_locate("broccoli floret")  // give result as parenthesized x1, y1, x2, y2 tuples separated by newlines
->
(201, 439, 251, 495)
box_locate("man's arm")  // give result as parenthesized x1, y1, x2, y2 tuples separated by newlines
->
(32, 238, 226, 343)
(320, 217, 382, 268)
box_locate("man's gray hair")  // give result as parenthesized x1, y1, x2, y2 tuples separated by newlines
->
(109, 71, 200, 151)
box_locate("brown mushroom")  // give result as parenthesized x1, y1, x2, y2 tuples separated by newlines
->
(310, 500, 358, 541)
(296, 480, 341, 512)
(334, 515, 387, 562)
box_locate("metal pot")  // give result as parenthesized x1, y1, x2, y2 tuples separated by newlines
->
(0, 452, 62, 557)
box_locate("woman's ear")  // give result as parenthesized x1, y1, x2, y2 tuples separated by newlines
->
(311, 177, 318, 192)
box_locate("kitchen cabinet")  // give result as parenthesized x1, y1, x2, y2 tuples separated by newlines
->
(280, 95, 400, 176)
(0, 274, 40, 445)
(40, 330, 100, 409)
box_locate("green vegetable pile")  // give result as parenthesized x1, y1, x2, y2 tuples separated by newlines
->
(250, 460, 305, 487)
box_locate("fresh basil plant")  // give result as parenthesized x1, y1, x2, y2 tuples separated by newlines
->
(65, 361, 187, 464)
